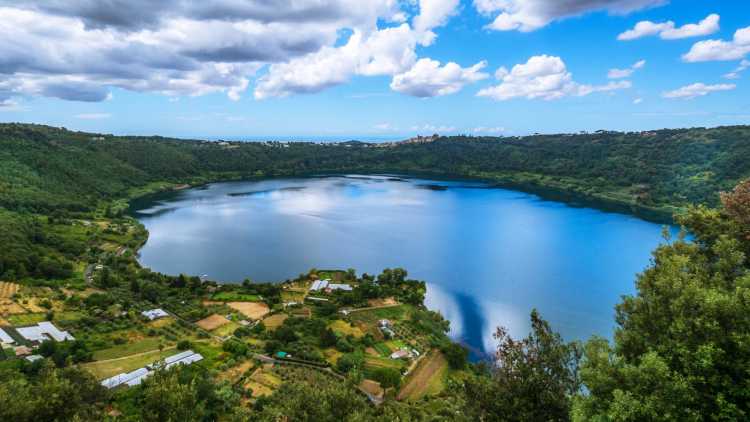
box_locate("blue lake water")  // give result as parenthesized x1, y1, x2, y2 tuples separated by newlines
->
(132, 175, 674, 358)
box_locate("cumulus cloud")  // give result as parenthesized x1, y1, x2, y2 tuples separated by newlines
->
(607, 59, 645, 79)
(390, 58, 488, 97)
(473, 126, 506, 134)
(474, 0, 666, 32)
(618, 13, 719, 41)
(724, 59, 750, 80)
(411, 123, 457, 133)
(255, 0, 463, 99)
(0, 1, 468, 103)
(682, 26, 750, 62)
(662, 82, 735, 99)
(477, 55, 631, 101)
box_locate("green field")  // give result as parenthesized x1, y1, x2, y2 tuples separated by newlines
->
(212, 292, 262, 302)
(82, 348, 174, 380)
(8, 313, 47, 326)
(92, 337, 165, 361)
(348, 305, 411, 325)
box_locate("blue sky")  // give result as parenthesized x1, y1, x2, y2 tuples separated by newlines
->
(0, 0, 749, 139)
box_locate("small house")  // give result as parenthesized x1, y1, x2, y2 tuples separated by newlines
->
(141, 309, 169, 321)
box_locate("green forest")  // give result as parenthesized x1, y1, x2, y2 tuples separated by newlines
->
(1, 123, 750, 421)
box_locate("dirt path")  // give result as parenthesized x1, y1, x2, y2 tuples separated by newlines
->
(397, 350, 447, 401)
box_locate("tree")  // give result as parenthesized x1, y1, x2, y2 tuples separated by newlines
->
(371, 367, 401, 389)
(442, 343, 469, 370)
(463, 310, 581, 422)
(320, 327, 338, 348)
(721, 178, 750, 234)
(574, 186, 750, 421)
(136, 369, 207, 422)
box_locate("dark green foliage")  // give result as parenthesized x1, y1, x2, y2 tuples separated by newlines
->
(573, 195, 750, 421)
(0, 362, 107, 421)
(464, 310, 582, 422)
(370, 367, 401, 389)
(442, 342, 469, 369)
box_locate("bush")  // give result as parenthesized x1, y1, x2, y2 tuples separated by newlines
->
(177, 340, 192, 350)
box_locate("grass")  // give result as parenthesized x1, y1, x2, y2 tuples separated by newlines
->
(373, 343, 391, 357)
(262, 314, 288, 330)
(212, 292, 261, 302)
(397, 350, 449, 401)
(329, 319, 364, 338)
(349, 305, 410, 325)
(92, 337, 165, 361)
(8, 313, 46, 326)
(212, 321, 240, 337)
(82, 348, 173, 380)
(364, 355, 405, 373)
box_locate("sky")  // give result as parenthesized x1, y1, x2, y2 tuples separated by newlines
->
(0, 0, 749, 140)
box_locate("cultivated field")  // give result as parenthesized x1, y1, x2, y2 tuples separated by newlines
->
(262, 313, 288, 330)
(196, 314, 231, 331)
(0, 282, 19, 298)
(228, 302, 270, 320)
(83, 347, 174, 380)
(397, 350, 448, 401)
(329, 319, 364, 338)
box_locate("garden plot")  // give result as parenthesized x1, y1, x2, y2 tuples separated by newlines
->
(196, 314, 231, 331)
(228, 302, 270, 320)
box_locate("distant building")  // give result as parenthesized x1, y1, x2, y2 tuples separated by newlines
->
(25, 354, 43, 363)
(0, 328, 15, 344)
(328, 283, 353, 291)
(141, 309, 169, 321)
(17, 321, 74, 343)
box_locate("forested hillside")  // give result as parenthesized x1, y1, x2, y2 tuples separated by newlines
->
(2, 123, 750, 220)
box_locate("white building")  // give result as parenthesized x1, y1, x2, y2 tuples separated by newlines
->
(102, 350, 204, 389)
(310, 279, 330, 291)
(17, 322, 74, 343)
(102, 367, 152, 389)
(141, 309, 169, 321)
(328, 283, 353, 291)
(0, 328, 15, 344)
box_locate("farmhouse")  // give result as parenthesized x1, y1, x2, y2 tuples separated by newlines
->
(327, 283, 353, 291)
(141, 308, 169, 320)
(0, 328, 15, 344)
(17, 321, 75, 343)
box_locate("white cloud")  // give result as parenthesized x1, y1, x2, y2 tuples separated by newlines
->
(723, 59, 750, 79)
(411, 123, 457, 133)
(254, 0, 463, 99)
(618, 13, 719, 41)
(474, 0, 666, 32)
(477, 55, 631, 101)
(662, 82, 735, 99)
(473, 126, 506, 134)
(75, 113, 111, 119)
(412, 0, 460, 45)
(683, 26, 750, 62)
(633, 97, 643, 104)
(0, 1, 468, 103)
(390, 58, 488, 97)
(607, 59, 646, 79)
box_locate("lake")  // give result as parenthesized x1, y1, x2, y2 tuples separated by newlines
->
(131, 175, 673, 358)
